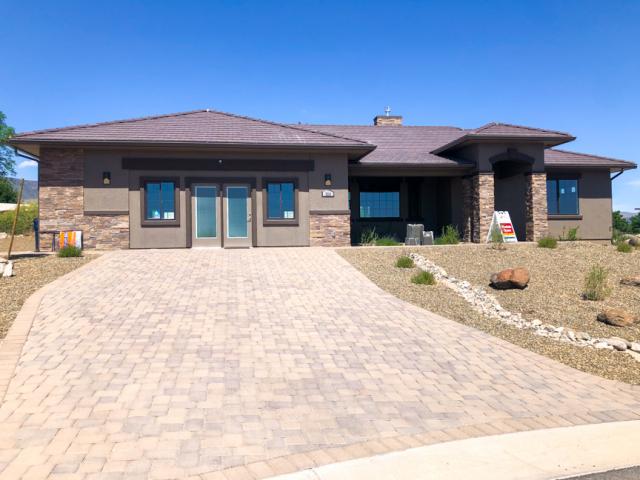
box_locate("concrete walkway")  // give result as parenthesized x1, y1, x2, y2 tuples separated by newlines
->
(0, 248, 639, 479)
(265, 420, 640, 480)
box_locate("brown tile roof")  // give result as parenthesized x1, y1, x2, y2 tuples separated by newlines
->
(545, 149, 636, 170)
(10, 109, 373, 149)
(294, 124, 472, 167)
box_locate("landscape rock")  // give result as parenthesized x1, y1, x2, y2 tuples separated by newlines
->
(620, 276, 640, 287)
(2, 260, 14, 278)
(607, 338, 628, 351)
(490, 267, 530, 290)
(630, 342, 640, 353)
(597, 308, 638, 328)
(628, 236, 640, 247)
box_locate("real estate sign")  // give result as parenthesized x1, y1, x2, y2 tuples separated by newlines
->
(486, 211, 518, 243)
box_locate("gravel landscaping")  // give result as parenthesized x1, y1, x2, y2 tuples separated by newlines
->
(0, 255, 91, 339)
(339, 243, 640, 384)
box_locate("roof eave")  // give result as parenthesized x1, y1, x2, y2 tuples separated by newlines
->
(545, 162, 637, 171)
(432, 134, 576, 154)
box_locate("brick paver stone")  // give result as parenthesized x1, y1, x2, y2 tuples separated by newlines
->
(1, 248, 639, 479)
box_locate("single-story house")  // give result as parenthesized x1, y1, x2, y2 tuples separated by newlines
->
(8, 109, 636, 249)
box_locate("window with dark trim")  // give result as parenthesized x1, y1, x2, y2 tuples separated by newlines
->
(547, 178, 579, 215)
(359, 191, 400, 218)
(141, 177, 180, 226)
(264, 180, 297, 225)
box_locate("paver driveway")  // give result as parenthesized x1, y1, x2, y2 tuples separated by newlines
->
(1, 248, 639, 480)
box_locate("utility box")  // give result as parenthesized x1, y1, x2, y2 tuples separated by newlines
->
(422, 231, 434, 245)
(405, 224, 424, 246)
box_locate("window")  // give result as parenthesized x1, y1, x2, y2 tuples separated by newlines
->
(547, 178, 579, 215)
(265, 181, 296, 221)
(141, 178, 179, 226)
(360, 191, 400, 218)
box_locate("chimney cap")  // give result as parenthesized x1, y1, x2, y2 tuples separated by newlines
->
(373, 114, 403, 126)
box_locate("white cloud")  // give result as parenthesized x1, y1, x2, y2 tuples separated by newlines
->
(17, 160, 37, 168)
(627, 179, 640, 187)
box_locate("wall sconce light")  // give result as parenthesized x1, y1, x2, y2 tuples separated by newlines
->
(324, 174, 332, 187)
(102, 172, 111, 185)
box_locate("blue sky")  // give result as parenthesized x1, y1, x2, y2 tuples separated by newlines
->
(2, 0, 639, 211)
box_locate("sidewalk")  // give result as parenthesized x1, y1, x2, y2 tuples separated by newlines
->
(266, 421, 640, 480)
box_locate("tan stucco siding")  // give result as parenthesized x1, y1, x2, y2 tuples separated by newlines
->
(81, 149, 349, 249)
(547, 170, 612, 240)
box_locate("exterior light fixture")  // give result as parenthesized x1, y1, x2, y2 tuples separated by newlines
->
(102, 172, 111, 185)
(324, 174, 332, 187)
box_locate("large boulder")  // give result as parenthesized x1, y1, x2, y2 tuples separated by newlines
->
(490, 267, 530, 290)
(628, 236, 640, 247)
(620, 276, 640, 287)
(597, 308, 638, 328)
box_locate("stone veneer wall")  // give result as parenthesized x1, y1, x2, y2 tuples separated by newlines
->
(39, 148, 129, 251)
(525, 172, 549, 241)
(309, 213, 351, 247)
(472, 173, 495, 243)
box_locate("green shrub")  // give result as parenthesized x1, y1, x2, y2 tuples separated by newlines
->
(375, 235, 401, 246)
(562, 226, 580, 241)
(537, 236, 558, 249)
(360, 228, 378, 246)
(490, 225, 505, 250)
(434, 225, 460, 245)
(583, 265, 611, 301)
(411, 270, 436, 285)
(616, 241, 633, 253)
(58, 245, 83, 258)
(611, 229, 626, 245)
(0, 203, 38, 235)
(395, 255, 414, 268)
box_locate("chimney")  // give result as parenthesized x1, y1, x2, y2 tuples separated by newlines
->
(373, 106, 402, 126)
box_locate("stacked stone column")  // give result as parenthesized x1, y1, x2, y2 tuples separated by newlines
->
(525, 172, 549, 241)
(309, 213, 351, 247)
(472, 173, 495, 243)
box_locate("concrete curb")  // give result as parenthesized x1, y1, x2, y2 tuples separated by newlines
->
(0, 253, 110, 403)
(262, 420, 640, 480)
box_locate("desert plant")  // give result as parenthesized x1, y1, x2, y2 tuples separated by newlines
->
(360, 227, 378, 246)
(411, 270, 436, 285)
(0, 203, 38, 235)
(616, 241, 633, 253)
(375, 235, 401, 246)
(583, 265, 611, 301)
(434, 225, 460, 245)
(395, 255, 414, 268)
(490, 225, 505, 250)
(57, 245, 83, 258)
(562, 226, 579, 241)
(537, 236, 558, 249)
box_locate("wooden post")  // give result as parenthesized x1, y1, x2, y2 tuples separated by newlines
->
(6, 179, 25, 260)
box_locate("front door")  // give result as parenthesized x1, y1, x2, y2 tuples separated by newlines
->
(192, 184, 221, 247)
(223, 184, 252, 248)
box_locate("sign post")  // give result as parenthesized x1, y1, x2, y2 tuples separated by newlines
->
(486, 211, 518, 243)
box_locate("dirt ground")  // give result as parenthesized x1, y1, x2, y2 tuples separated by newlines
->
(339, 242, 640, 384)
(0, 234, 36, 253)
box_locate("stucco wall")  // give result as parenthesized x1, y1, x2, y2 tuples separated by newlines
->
(82, 149, 348, 248)
(547, 169, 612, 240)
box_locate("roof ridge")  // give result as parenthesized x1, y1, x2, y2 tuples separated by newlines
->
(474, 122, 572, 137)
(295, 123, 465, 130)
(12, 109, 210, 138)
(13, 108, 372, 146)
(205, 110, 372, 145)
(549, 148, 635, 164)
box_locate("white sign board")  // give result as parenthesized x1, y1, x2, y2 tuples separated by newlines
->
(486, 211, 518, 243)
(322, 190, 335, 198)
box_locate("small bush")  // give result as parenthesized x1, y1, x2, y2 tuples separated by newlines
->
(0, 203, 38, 235)
(376, 235, 401, 246)
(616, 241, 633, 253)
(565, 226, 580, 241)
(395, 255, 414, 268)
(490, 225, 505, 250)
(360, 228, 378, 246)
(583, 265, 611, 301)
(434, 225, 460, 245)
(58, 245, 83, 258)
(537, 236, 558, 249)
(411, 270, 436, 285)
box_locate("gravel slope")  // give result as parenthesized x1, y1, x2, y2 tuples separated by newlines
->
(338, 243, 640, 384)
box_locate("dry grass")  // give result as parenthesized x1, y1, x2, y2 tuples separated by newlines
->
(339, 243, 640, 384)
(0, 234, 36, 253)
(0, 255, 91, 339)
